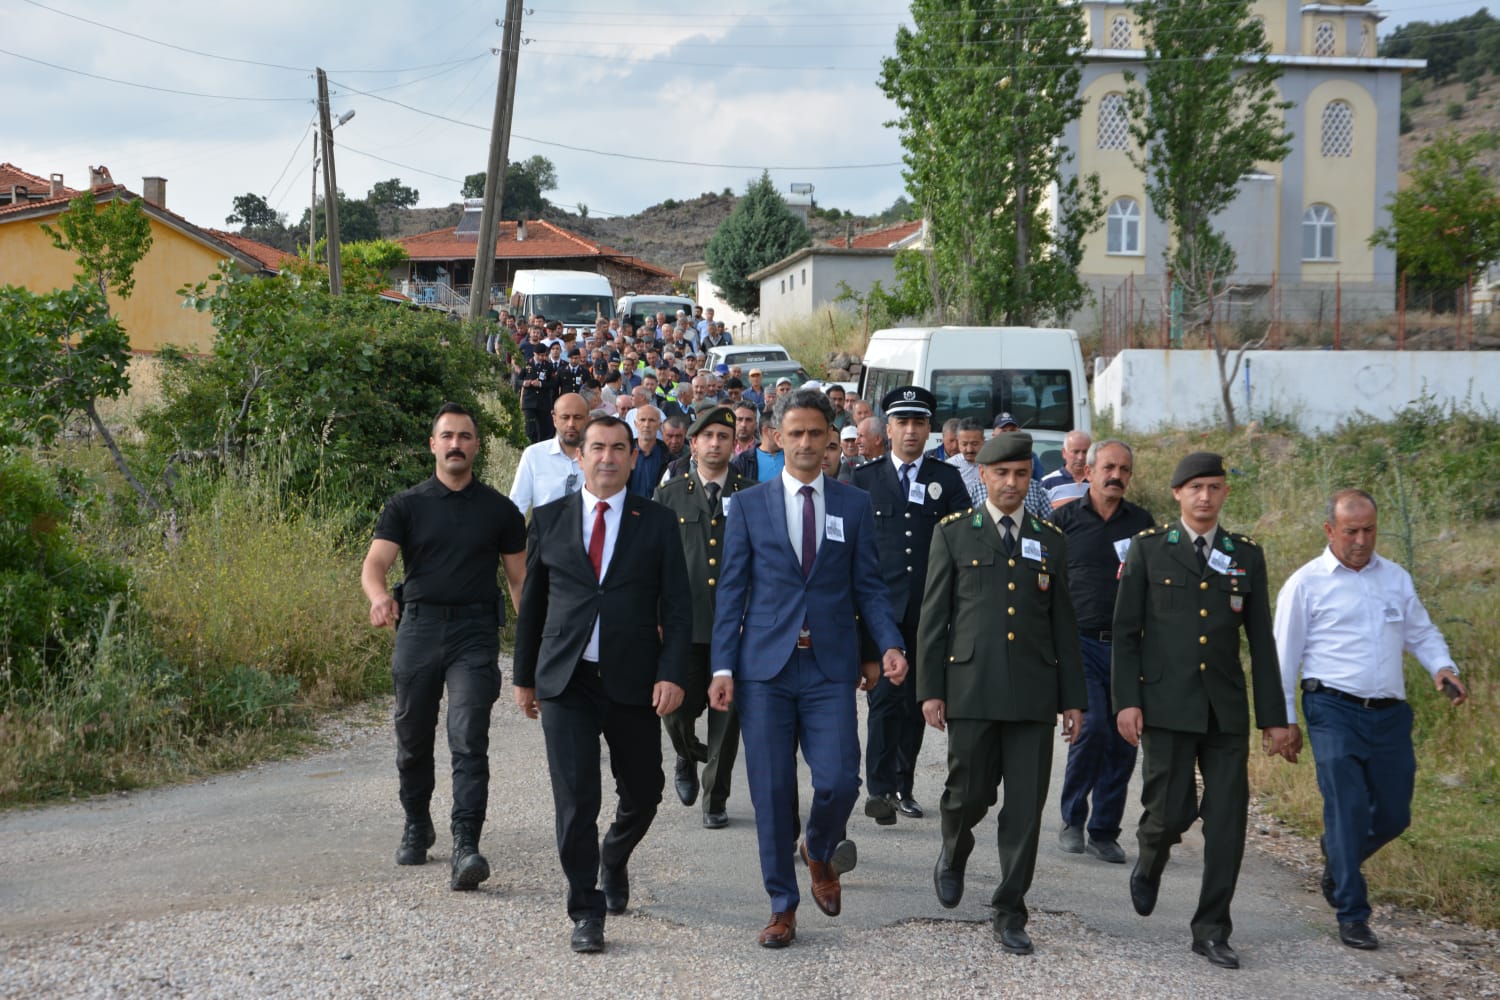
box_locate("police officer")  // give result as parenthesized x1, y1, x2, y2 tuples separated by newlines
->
(1112, 451, 1297, 970)
(516, 346, 556, 444)
(653, 405, 753, 828)
(361, 403, 528, 890)
(555, 347, 588, 400)
(916, 432, 1085, 955)
(854, 386, 968, 825)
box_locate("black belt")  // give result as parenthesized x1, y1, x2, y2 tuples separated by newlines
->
(1079, 628, 1112, 644)
(1303, 679, 1401, 710)
(404, 602, 496, 621)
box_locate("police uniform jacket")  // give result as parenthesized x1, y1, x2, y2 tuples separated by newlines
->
(916, 507, 1086, 722)
(852, 455, 970, 628)
(516, 356, 555, 410)
(652, 467, 752, 645)
(1110, 521, 1287, 735)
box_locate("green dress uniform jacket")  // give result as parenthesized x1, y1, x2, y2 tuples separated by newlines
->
(1111, 522, 1287, 734)
(917, 507, 1087, 720)
(652, 468, 752, 645)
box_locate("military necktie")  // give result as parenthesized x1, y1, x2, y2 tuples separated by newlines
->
(900, 462, 914, 502)
(705, 481, 721, 508)
(1000, 514, 1016, 556)
(1195, 535, 1208, 573)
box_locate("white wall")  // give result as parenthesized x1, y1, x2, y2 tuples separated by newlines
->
(1095, 349, 1500, 433)
(690, 268, 757, 340)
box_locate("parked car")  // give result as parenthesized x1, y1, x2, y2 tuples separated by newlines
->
(703, 343, 807, 388)
(617, 293, 696, 333)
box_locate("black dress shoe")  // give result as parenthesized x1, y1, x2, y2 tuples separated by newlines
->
(1192, 939, 1240, 969)
(703, 810, 729, 830)
(864, 794, 897, 826)
(829, 838, 858, 876)
(1339, 920, 1379, 950)
(600, 863, 629, 915)
(571, 917, 605, 953)
(995, 926, 1034, 955)
(896, 794, 923, 818)
(933, 851, 964, 909)
(674, 756, 700, 807)
(1129, 862, 1159, 916)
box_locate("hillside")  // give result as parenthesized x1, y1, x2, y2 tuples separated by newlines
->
(1399, 74, 1500, 179)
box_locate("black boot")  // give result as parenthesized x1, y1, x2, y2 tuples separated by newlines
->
(450, 821, 491, 891)
(396, 815, 436, 866)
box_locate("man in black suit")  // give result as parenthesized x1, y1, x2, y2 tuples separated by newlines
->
(854, 386, 970, 825)
(513, 415, 692, 955)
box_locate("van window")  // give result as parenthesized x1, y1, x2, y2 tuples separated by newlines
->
(530, 294, 613, 326)
(720, 348, 790, 364)
(863, 366, 915, 409)
(931, 369, 1074, 432)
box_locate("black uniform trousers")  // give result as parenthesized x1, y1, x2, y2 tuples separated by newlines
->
(1136, 713, 1250, 945)
(540, 658, 665, 921)
(865, 618, 923, 799)
(939, 718, 1053, 931)
(663, 642, 741, 815)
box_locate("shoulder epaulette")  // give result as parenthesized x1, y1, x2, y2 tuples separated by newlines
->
(941, 508, 972, 525)
(1039, 518, 1063, 535)
(1234, 532, 1258, 546)
(1138, 525, 1165, 537)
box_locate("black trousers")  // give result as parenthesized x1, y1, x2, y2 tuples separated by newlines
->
(865, 619, 923, 798)
(541, 659, 665, 921)
(391, 613, 500, 829)
(523, 405, 544, 444)
(663, 642, 741, 814)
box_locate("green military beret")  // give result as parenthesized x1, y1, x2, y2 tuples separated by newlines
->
(977, 431, 1033, 465)
(1170, 451, 1226, 488)
(688, 404, 736, 437)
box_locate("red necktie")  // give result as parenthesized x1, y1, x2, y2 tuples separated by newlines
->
(589, 500, 610, 579)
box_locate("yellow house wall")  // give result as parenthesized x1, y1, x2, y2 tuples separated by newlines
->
(0, 208, 226, 353)
(1301, 79, 1378, 282)
(1078, 71, 1147, 276)
(1254, 0, 1289, 53)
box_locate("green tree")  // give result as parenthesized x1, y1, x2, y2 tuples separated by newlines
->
(882, 0, 1103, 325)
(367, 178, 419, 210)
(342, 239, 410, 295)
(1125, 0, 1291, 428)
(462, 156, 558, 219)
(296, 191, 380, 250)
(704, 172, 811, 315)
(227, 193, 284, 229)
(1371, 132, 1500, 294)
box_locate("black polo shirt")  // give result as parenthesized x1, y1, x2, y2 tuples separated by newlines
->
(1049, 490, 1156, 630)
(374, 476, 526, 613)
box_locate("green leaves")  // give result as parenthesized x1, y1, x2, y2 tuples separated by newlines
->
(1371, 132, 1500, 290)
(41, 193, 153, 302)
(704, 171, 812, 315)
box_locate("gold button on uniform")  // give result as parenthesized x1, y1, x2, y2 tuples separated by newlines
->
(1200, 581, 1209, 591)
(1008, 559, 1016, 568)
(1008, 582, 1016, 591)
(708, 558, 717, 566)
(1199, 663, 1206, 671)
(709, 538, 717, 547)
(1199, 635, 1208, 645)
(1200, 608, 1208, 618)
(1007, 607, 1016, 616)
(949, 655, 956, 662)
(1164, 578, 1172, 585)
(972, 559, 979, 566)
(707, 577, 716, 586)
(1007, 632, 1016, 641)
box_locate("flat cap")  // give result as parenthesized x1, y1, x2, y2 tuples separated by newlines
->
(1171, 451, 1226, 488)
(977, 431, 1033, 465)
(882, 385, 936, 420)
(688, 404, 737, 437)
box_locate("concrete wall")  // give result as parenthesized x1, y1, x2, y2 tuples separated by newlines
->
(757, 253, 896, 338)
(1095, 349, 1500, 433)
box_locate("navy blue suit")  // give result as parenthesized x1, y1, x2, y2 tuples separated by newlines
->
(712, 473, 902, 914)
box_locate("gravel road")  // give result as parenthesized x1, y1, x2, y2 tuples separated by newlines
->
(3, 654, 1496, 999)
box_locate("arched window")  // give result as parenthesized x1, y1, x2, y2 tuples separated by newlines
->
(1110, 15, 1132, 48)
(1098, 93, 1129, 150)
(1107, 198, 1142, 255)
(1321, 101, 1354, 157)
(1302, 204, 1336, 261)
(1314, 21, 1337, 57)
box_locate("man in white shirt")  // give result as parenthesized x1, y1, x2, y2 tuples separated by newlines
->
(510, 394, 587, 517)
(1274, 488, 1467, 952)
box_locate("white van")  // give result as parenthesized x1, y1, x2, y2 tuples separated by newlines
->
(859, 326, 1089, 472)
(510, 269, 614, 335)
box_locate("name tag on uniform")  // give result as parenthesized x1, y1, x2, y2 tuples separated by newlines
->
(1113, 538, 1132, 562)
(1208, 549, 1232, 574)
(1383, 605, 1403, 623)
(721, 495, 732, 517)
(826, 515, 845, 542)
(907, 479, 927, 505)
(1021, 537, 1042, 562)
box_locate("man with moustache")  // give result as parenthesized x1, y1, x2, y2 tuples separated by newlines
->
(513, 416, 691, 953)
(1050, 440, 1155, 864)
(656, 406, 752, 828)
(510, 393, 588, 518)
(945, 417, 988, 507)
(362, 403, 528, 890)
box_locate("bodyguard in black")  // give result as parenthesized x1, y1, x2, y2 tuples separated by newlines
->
(854, 386, 969, 824)
(362, 403, 527, 891)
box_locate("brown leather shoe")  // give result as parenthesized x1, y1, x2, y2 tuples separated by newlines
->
(758, 910, 797, 948)
(801, 841, 842, 917)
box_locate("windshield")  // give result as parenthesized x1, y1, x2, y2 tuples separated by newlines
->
(718, 348, 790, 364)
(533, 294, 613, 326)
(930, 369, 1075, 432)
(624, 299, 693, 330)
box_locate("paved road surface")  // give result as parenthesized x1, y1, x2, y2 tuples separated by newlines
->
(3, 655, 1495, 999)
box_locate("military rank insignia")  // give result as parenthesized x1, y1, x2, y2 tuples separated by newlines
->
(972, 513, 983, 528)
(1038, 572, 1051, 592)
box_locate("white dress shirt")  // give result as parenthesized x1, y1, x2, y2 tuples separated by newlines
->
(1275, 547, 1456, 718)
(889, 452, 924, 491)
(780, 469, 825, 566)
(580, 487, 626, 663)
(510, 436, 582, 517)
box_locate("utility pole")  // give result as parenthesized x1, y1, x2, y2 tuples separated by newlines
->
(309, 131, 318, 258)
(316, 68, 344, 295)
(468, 0, 525, 322)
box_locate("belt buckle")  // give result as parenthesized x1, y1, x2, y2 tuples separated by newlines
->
(1098, 629, 1112, 644)
(797, 628, 812, 649)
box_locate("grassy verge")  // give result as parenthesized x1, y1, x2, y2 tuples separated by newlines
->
(762, 309, 871, 379)
(1109, 406, 1499, 927)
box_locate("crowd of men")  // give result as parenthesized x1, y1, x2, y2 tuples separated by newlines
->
(363, 356, 1468, 962)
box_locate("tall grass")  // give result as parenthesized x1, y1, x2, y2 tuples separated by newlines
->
(764, 308, 871, 378)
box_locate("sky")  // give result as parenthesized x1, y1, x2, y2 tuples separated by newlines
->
(2, 0, 1487, 240)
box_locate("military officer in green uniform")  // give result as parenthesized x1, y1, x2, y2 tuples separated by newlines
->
(1111, 451, 1299, 971)
(654, 405, 753, 828)
(917, 432, 1086, 956)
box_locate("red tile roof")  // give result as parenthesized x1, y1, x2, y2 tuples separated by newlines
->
(398, 218, 673, 277)
(205, 228, 295, 271)
(0, 162, 80, 202)
(828, 219, 923, 250)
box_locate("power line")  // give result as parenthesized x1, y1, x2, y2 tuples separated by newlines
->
(338, 143, 466, 184)
(266, 119, 318, 204)
(0, 46, 308, 101)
